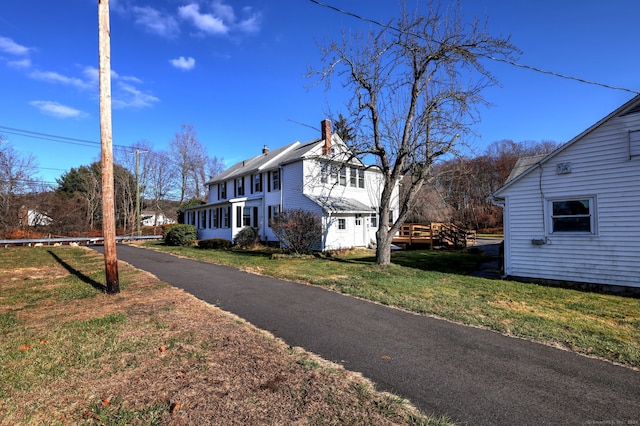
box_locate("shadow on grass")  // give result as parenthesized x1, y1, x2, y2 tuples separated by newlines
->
(318, 249, 491, 276)
(47, 250, 107, 292)
(390, 250, 490, 275)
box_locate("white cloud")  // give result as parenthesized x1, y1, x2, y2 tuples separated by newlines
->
(178, 3, 229, 35)
(170, 56, 196, 71)
(0, 36, 30, 56)
(112, 82, 160, 109)
(8, 58, 31, 69)
(212, 1, 235, 23)
(28, 65, 158, 110)
(132, 6, 180, 38)
(28, 70, 92, 90)
(237, 13, 262, 34)
(30, 101, 87, 119)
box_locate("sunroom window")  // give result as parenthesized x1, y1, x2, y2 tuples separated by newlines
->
(548, 198, 595, 234)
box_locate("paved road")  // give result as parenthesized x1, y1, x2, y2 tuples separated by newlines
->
(94, 245, 640, 425)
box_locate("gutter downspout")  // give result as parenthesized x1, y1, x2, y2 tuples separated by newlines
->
(491, 196, 508, 279)
(279, 165, 284, 250)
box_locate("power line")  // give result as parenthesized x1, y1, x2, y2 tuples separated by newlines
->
(0, 125, 132, 149)
(308, 0, 640, 95)
(0, 178, 58, 186)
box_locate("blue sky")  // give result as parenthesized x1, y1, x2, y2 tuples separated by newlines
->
(1, 0, 638, 186)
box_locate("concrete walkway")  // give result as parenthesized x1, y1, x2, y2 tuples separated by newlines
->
(95, 245, 640, 425)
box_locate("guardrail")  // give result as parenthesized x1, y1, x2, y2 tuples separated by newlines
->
(0, 235, 163, 247)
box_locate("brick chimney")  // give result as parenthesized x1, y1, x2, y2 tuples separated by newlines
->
(321, 119, 332, 155)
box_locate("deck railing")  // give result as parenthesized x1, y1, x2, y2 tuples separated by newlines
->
(392, 223, 476, 249)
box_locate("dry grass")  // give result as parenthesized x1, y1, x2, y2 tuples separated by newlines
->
(0, 247, 447, 425)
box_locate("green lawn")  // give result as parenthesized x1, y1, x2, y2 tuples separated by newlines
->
(144, 241, 640, 368)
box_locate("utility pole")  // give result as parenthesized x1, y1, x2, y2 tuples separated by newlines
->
(98, 0, 119, 294)
(134, 149, 147, 236)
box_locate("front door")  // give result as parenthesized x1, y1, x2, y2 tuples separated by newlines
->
(354, 214, 365, 247)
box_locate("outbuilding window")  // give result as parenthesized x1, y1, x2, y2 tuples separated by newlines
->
(548, 197, 596, 234)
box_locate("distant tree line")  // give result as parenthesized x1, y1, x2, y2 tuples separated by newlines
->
(0, 124, 224, 238)
(404, 139, 559, 232)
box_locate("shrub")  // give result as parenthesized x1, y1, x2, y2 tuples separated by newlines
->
(165, 224, 197, 246)
(270, 209, 322, 254)
(162, 223, 181, 239)
(198, 238, 232, 250)
(234, 226, 258, 248)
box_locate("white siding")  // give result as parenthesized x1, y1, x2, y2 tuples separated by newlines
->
(197, 138, 399, 251)
(501, 112, 640, 287)
(324, 215, 354, 250)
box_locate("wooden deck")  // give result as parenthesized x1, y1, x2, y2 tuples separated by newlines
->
(392, 223, 476, 249)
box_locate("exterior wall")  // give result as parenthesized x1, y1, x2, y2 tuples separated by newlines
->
(500, 112, 640, 287)
(322, 213, 378, 250)
(192, 139, 398, 251)
(299, 159, 393, 249)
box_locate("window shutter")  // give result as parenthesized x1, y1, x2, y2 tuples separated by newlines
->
(267, 171, 271, 192)
(268, 206, 272, 220)
(236, 206, 242, 228)
(253, 206, 258, 228)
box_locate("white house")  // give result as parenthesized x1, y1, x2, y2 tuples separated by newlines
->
(184, 120, 399, 250)
(493, 94, 640, 289)
(141, 211, 176, 226)
(18, 206, 52, 227)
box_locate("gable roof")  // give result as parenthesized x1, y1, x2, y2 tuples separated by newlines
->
(504, 154, 547, 184)
(277, 139, 323, 165)
(206, 133, 361, 185)
(493, 93, 640, 198)
(208, 141, 300, 184)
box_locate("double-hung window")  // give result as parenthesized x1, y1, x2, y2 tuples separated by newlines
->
(254, 174, 262, 193)
(339, 168, 347, 186)
(219, 183, 226, 200)
(320, 162, 329, 184)
(358, 169, 365, 188)
(548, 197, 596, 234)
(350, 168, 357, 187)
(236, 177, 245, 196)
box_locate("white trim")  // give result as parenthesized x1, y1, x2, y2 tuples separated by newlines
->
(545, 196, 597, 236)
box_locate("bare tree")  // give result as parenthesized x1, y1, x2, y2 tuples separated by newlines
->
(115, 140, 154, 198)
(0, 139, 39, 236)
(207, 155, 225, 184)
(433, 139, 560, 231)
(310, 1, 518, 265)
(116, 140, 155, 234)
(146, 150, 178, 225)
(170, 124, 209, 203)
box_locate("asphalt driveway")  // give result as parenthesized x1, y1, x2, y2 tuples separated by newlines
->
(93, 244, 640, 425)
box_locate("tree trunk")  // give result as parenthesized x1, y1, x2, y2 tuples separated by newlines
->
(375, 226, 393, 266)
